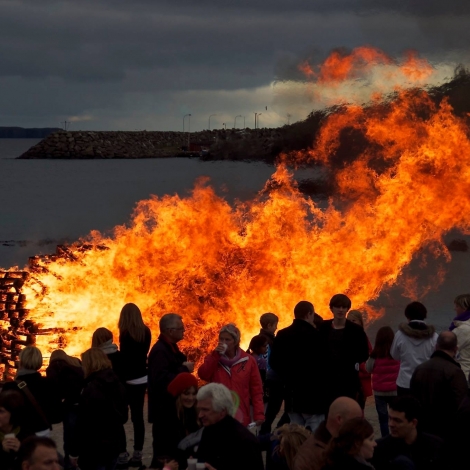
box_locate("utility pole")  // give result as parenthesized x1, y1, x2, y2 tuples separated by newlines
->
(287, 113, 292, 125)
(61, 121, 69, 131)
(234, 115, 242, 128)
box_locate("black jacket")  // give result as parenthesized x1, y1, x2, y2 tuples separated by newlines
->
(197, 415, 264, 470)
(372, 433, 443, 470)
(45, 359, 84, 409)
(119, 327, 152, 381)
(148, 336, 189, 422)
(259, 328, 275, 347)
(71, 368, 128, 465)
(3, 372, 62, 432)
(319, 319, 369, 403)
(323, 454, 374, 470)
(270, 319, 326, 414)
(410, 349, 468, 438)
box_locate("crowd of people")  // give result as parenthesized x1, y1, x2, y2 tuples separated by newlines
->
(1, 293, 470, 470)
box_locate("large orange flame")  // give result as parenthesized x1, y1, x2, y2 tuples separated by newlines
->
(4, 54, 470, 362)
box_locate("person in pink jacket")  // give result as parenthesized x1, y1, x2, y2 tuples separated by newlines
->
(198, 323, 265, 427)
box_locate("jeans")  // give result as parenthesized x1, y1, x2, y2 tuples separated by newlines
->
(126, 383, 147, 451)
(63, 405, 79, 469)
(288, 412, 325, 433)
(374, 395, 395, 437)
(260, 379, 285, 434)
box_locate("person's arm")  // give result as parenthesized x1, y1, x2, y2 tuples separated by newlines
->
(390, 332, 400, 360)
(248, 357, 265, 424)
(365, 356, 375, 374)
(268, 333, 286, 377)
(450, 368, 469, 412)
(356, 328, 371, 364)
(148, 348, 189, 389)
(197, 351, 219, 382)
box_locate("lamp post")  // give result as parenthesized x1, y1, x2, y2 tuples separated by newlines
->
(243, 116, 246, 128)
(183, 114, 191, 150)
(222, 123, 226, 130)
(209, 114, 217, 130)
(257, 113, 262, 129)
(234, 115, 242, 128)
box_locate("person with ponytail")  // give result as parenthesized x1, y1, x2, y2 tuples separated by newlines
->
(118, 303, 152, 468)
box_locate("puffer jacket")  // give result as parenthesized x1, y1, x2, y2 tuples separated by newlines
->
(367, 357, 400, 393)
(198, 348, 264, 426)
(453, 318, 470, 379)
(390, 321, 438, 388)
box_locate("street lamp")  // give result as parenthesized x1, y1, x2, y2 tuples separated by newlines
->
(183, 114, 191, 150)
(183, 114, 191, 132)
(242, 116, 246, 128)
(257, 113, 262, 129)
(234, 115, 242, 128)
(209, 114, 217, 130)
(222, 123, 226, 130)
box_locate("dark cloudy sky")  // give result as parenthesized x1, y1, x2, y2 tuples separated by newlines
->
(1, 0, 469, 131)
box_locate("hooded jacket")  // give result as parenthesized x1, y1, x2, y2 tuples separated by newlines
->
(452, 318, 470, 379)
(198, 348, 264, 426)
(390, 321, 438, 388)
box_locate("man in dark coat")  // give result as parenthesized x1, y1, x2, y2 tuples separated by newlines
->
(148, 313, 193, 468)
(269, 300, 326, 432)
(318, 293, 369, 407)
(372, 395, 443, 470)
(196, 383, 263, 470)
(410, 330, 468, 439)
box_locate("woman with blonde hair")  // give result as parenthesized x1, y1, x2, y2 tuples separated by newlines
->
(118, 303, 152, 468)
(450, 293, 470, 380)
(92, 327, 125, 381)
(69, 348, 127, 470)
(3, 346, 61, 436)
(198, 323, 265, 427)
(271, 424, 311, 470)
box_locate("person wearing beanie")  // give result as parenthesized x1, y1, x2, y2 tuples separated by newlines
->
(198, 323, 265, 428)
(151, 373, 201, 468)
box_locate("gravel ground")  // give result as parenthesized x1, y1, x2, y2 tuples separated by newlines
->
(51, 395, 381, 468)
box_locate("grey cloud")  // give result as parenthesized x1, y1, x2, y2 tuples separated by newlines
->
(1, 0, 470, 130)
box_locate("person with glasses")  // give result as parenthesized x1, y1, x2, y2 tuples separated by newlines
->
(148, 313, 194, 469)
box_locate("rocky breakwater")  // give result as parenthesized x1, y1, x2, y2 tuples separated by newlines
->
(17, 128, 287, 160)
(18, 130, 216, 159)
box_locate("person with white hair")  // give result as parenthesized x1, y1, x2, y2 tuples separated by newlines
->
(196, 383, 264, 470)
(198, 323, 264, 427)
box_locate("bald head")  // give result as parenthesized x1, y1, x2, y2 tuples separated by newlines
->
(436, 331, 458, 357)
(326, 397, 363, 437)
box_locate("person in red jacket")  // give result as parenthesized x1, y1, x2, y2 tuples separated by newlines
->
(198, 323, 265, 427)
(365, 326, 400, 437)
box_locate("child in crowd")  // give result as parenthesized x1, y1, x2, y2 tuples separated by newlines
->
(365, 326, 400, 437)
(248, 335, 269, 397)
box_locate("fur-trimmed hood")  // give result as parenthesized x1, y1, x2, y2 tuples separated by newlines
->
(398, 321, 436, 340)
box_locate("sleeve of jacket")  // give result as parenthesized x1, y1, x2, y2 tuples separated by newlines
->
(248, 357, 265, 422)
(197, 351, 220, 382)
(148, 347, 188, 389)
(450, 368, 469, 412)
(390, 331, 401, 361)
(269, 333, 286, 377)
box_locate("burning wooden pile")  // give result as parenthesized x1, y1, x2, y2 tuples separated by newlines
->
(0, 244, 90, 381)
(0, 271, 34, 381)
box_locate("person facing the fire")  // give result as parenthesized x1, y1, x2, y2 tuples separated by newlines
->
(198, 323, 265, 427)
(118, 302, 152, 468)
(148, 313, 194, 469)
(319, 294, 370, 407)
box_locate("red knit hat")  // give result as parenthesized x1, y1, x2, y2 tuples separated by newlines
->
(167, 372, 198, 397)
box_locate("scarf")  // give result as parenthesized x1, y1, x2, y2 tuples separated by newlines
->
(99, 340, 119, 355)
(0, 426, 20, 442)
(450, 310, 470, 331)
(218, 348, 242, 368)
